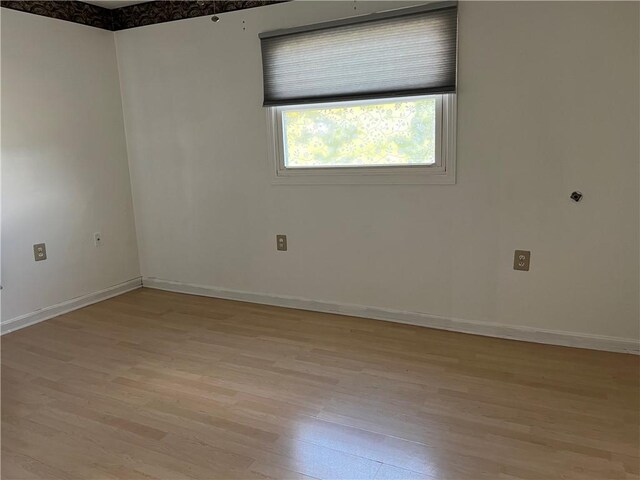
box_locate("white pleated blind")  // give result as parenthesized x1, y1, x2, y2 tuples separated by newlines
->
(260, 3, 458, 107)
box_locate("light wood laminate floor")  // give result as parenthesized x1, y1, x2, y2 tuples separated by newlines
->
(2, 288, 639, 480)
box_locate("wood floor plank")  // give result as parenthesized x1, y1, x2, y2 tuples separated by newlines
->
(2, 288, 638, 479)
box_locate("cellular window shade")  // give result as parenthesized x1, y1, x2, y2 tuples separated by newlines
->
(260, 3, 458, 107)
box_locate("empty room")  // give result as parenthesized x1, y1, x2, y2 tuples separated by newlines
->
(1, 0, 639, 478)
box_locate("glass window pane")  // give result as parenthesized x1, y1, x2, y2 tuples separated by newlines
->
(282, 97, 437, 168)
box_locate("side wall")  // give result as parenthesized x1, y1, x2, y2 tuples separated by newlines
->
(115, 1, 639, 349)
(1, 9, 141, 328)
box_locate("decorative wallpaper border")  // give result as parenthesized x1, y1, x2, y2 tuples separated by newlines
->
(112, 1, 288, 30)
(1, 1, 113, 30)
(0, 1, 289, 31)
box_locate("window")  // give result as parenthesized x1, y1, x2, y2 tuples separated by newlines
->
(268, 94, 456, 183)
(260, 2, 458, 184)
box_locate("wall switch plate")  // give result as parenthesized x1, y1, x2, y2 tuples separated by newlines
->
(513, 250, 531, 271)
(33, 243, 47, 261)
(94, 232, 103, 247)
(276, 234, 287, 251)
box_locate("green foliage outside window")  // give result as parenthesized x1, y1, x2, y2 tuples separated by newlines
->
(282, 98, 436, 167)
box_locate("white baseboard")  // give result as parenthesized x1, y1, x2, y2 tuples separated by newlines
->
(143, 277, 639, 355)
(1, 277, 142, 335)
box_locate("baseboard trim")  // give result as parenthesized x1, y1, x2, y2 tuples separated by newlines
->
(1, 277, 143, 335)
(143, 277, 639, 355)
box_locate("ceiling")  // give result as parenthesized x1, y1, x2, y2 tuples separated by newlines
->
(84, 1, 148, 9)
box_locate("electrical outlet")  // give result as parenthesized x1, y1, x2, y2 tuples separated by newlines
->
(276, 234, 287, 251)
(94, 232, 103, 247)
(33, 243, 47, 261)
(513, 250, 531, 271)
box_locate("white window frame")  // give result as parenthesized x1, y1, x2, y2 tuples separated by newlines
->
(266, 94, 457, 185)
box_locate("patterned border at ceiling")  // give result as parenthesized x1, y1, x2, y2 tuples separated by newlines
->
(0, 1, 290, 31)
(0, 1, 113, 30)
(112, 1, 288, 30)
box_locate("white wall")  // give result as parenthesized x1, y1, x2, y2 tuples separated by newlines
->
(115, 1, 640, 344)
(1, 9, 140, 324)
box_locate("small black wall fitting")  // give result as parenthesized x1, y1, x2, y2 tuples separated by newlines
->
(570, 191, 583, 202)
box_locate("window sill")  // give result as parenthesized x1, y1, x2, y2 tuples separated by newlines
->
(271, 168, 456, 185)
